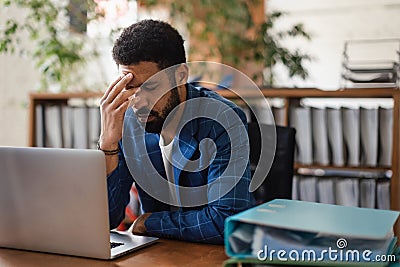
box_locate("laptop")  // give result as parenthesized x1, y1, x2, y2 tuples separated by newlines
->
(0, 146, 158, 259)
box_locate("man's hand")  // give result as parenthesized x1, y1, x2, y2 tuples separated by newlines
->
(99, 73, 135, 149)
(99, 74, 135, 174)
(129, 213, 152, 235)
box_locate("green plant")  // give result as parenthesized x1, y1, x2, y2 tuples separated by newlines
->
(0, 0, 100, 91)
(260, 11, 312, 86)
(139, 0, 312, 86)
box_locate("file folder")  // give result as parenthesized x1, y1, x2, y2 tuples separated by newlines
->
(290, 107, 313, 165)
(360, 107, 379, 167)
(327, 108, 345, 166)
(311, 107, 329, 165)
(225, 199, 399, 266)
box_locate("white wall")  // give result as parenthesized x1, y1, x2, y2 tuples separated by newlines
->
(0, 6, 41, 146)
(267, 0, 400, 89)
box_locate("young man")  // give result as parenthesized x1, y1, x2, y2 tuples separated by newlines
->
(98, 19, 254, 244)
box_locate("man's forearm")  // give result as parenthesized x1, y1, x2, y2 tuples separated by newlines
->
(98, 139, 120, 175)
(105, 154, 119, 175)
(142, 208, 227, 244)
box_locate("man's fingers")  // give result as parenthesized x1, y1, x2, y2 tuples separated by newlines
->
(107, 73, 133, 102)
(101, 75, 124, 103)
(116, 97, 131, 114)
(114, 89, 136, 110)
(102, 73, 133, 104)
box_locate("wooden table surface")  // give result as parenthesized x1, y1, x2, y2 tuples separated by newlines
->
(0, 239, 228, 267)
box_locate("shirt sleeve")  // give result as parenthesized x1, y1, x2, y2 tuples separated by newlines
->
(107, 146, 134, 229)
(144, 107, 255, 244)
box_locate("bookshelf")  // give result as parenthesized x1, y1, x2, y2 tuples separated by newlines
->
(28, 87, 400, 233)
(28, 92, 103, 148)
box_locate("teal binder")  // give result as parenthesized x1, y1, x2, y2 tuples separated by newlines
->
(224, 199, 399, 266)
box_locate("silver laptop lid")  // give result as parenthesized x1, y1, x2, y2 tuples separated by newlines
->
(0, 147, 111, 259)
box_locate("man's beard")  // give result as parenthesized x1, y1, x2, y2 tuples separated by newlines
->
(135, 87, 181, 134)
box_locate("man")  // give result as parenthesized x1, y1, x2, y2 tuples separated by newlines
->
(98, 19, 254, 245)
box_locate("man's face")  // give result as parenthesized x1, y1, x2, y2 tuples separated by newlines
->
(120, 62, 181, 133)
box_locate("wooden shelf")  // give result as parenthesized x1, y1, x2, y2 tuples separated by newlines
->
(29, 91, 103, 101)
(28, 92, 104, 148)
(215, 87, 400, 99)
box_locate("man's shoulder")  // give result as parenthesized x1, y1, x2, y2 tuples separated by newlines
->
(185, 84, 248, 141)
(187, 83, 246, 118)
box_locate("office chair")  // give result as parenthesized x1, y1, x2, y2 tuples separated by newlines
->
(247, 122, 296, 204)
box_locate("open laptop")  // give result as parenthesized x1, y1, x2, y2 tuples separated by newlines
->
(0, 146, 158, 259)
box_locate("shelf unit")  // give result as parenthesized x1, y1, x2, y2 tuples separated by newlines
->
(219, 88, 400, 198)
(28, 92, 103, 148)
(28, 87, 400, 234)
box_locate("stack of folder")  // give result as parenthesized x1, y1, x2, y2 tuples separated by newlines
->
(224, 199, 399, 266)
(341, 39, 400, 88)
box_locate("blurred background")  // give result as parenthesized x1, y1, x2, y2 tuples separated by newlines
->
(1, 0, 400, 146)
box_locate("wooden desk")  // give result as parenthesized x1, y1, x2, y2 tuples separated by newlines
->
(0, 239, 228, 267)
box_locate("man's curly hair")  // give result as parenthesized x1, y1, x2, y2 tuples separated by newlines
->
(112, 19, 186, 70)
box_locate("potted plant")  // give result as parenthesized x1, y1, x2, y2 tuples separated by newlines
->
(138, 0, 313, 86)
(0, 0, 101, 92)
(259, 11, 312, 86)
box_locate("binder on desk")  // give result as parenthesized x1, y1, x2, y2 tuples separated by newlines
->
(225, 199, 399, 266)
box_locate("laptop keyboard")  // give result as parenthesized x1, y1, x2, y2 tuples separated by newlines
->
(110, 242, 124, 249)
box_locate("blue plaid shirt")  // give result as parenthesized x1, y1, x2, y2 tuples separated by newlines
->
(107, 84, 255, 244)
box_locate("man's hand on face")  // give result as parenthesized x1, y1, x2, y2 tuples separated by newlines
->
(99, 73, 135, 150)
